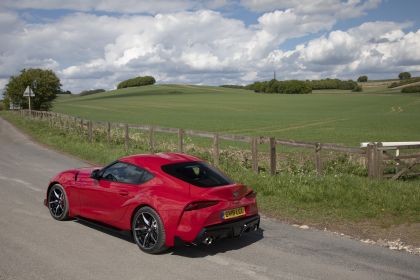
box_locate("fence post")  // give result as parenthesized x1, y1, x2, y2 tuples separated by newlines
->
(65, 115, 68, 128)
(88, 121, 93, 142)
(269, 137, 276, 176)
(315, 142, 322, 175)
(251, 137, 258, 173)
(367, 143, 376, 178)
(376, 142, 383, 179)
(125, 124, 129, 151)
(59, 114, 63, 129)
(107, 122, 111, 144)
(149, 126, 155, 153)
(213, 133, 220, 166)
(178, 129, 184, 153)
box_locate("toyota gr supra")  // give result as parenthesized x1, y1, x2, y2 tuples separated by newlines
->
(44, 153, 260, 254)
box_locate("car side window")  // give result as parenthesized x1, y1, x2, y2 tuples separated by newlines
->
(100, 162, 154, 184)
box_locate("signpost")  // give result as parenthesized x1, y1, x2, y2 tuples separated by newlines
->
(23, 81, 36, 113)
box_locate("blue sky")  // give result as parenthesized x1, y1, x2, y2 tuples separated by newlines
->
(1, 0, 419, 93)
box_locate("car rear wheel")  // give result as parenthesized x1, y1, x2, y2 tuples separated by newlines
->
(48, 184, 69, 221)
(132, 206, 167, 254)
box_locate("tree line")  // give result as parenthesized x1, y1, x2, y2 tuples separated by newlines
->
(245, 78, 360, 94)
(117, 76, 156, 89)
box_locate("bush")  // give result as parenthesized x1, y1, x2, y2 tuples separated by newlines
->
(309, 79, 357, 90)
(247, 78, 359, 94)
(219, 85, 248, 89)
(388, 77, 420, 88)
(248, 80, 312, 94)
(117, 76, 156, 89)
(352, 85, 363, 92)
(399, 72, 411, 80)
(401, 85, 420, 93)
(279, 80, 312, 94)
(357, 75, 368, 82)
(58, 90, 72, 94)
(0, 101, 4, 111)
(79, 89, 106, 96)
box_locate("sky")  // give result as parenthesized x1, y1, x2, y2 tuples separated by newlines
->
(1, 0, 420, 94)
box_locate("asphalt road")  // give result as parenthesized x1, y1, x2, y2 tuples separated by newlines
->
(0, 117, 419, 280)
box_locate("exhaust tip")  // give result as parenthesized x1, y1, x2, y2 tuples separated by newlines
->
(202, 236, 214, 245)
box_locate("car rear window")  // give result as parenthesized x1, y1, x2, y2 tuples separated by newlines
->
(161, 161, 233, 187)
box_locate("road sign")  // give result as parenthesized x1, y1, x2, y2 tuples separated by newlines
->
(23, 86, 35, 97)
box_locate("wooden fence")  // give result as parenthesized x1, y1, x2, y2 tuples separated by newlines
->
(17, 110, 420, 180)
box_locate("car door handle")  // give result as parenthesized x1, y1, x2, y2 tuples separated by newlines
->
(119, 191, 129, 196)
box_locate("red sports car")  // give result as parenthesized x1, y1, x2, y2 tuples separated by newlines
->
(45, 153, 260, 254)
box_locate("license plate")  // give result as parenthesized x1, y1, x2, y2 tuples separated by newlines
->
(223, 207, 245, 220)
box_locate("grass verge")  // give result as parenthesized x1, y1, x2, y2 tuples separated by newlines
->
(1, 111, 419, 245)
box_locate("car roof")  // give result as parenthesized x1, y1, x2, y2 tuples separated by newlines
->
(119, 152, 202, 170)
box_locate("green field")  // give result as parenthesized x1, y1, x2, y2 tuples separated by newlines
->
(53, 84, 420, 146)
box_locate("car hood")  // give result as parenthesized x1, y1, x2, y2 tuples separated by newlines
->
(75, 167, 101, 179)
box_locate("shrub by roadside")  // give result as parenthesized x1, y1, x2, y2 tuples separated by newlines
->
(401, 85, 420, 93)
(388, 77, 420, 88)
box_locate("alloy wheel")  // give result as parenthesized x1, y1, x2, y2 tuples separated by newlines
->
(133, 212, 159, 250)
(49, 187, 65, 218)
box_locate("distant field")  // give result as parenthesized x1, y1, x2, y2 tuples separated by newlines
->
(52, 84, 420, 146)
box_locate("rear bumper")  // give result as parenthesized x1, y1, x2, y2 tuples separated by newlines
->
(194, 214, 260, 244)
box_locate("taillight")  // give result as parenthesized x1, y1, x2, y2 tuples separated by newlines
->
(184, 201, 219, 211)
(245, 190, 257, 199)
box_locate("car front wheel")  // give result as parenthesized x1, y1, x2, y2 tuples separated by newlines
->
(48, 184, 69, 221)
(132, 206, 167, 254)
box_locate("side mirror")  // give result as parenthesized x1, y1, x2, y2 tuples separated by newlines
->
(90, 169, 101, 180)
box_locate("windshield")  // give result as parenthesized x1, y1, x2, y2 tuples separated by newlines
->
(161, 161, 233, 187)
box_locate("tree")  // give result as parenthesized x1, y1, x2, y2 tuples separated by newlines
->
(4, 68, 61, 110)
(399, 72, 411, 80)
(357, 75, 368, 82)
(352, 85, 363, 92)
(117, 75, 156, 89)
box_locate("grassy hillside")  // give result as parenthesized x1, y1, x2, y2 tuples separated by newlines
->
(52, 84, 420, 145)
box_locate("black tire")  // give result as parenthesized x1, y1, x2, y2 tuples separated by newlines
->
(47, 184, 69, 221)
(132, 206, 168, 254)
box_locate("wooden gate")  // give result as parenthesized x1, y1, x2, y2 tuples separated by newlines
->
(365, 142, 420, 179)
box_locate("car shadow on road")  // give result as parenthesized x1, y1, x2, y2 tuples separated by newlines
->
(170, 229, 264, 258)
(74, 218, 135, 244)
(73, 218, 264, 257)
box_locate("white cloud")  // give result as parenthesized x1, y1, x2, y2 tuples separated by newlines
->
(301, 30, 358, 65)
(240, 0, 381, 18)
(1, 0, 186, 14)
(262, 21, 420, 79)
(0, 0, 229, 14)
(0, 3, 419, 93)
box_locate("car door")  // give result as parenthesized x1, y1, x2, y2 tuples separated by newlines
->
(78, 161, 153, 225)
